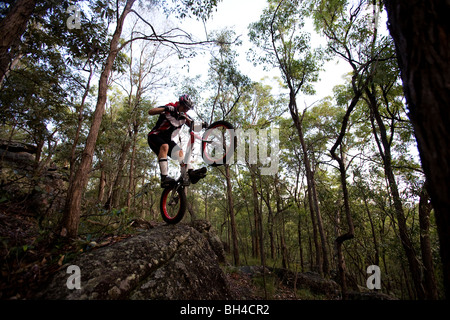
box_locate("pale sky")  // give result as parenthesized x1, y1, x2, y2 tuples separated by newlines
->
(170, 0, 352, 109)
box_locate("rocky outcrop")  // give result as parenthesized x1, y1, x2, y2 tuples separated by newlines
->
(37, 221, 233, 300)
(0, 140, 67, 218)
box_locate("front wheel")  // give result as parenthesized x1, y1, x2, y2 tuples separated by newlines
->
(160, 186, 186, 224)
(201, 120, 236, 167)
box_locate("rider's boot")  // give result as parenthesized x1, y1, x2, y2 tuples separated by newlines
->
(188, 167, 207, 184)
(161, 175, 175, 188)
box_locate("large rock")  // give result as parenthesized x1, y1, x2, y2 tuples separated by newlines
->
(0, 141, 67, 218)
(38, 221, 233, 300)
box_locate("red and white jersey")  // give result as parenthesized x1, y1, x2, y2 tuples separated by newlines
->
(148, 102, 187, 139)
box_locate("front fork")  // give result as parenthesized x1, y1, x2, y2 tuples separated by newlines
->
(168, 183, 185, 206)
(180, 166, 190, 186)
(180, 130, 196, 186)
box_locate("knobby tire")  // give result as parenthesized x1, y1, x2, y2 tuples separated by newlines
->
(160, 186, 186, 224)
(201, 120, 236, 167)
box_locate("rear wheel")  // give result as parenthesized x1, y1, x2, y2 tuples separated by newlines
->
(201, 120, 236, 167)
(160, 186, 186, 224)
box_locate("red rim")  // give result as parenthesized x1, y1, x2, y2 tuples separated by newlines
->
(162, 188, 179, 220)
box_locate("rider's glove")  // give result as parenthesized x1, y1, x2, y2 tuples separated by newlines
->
(164, 105, 175, 113)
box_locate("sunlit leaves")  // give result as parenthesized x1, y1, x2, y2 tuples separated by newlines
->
(156, 0, 222, 20)
(249, 0, 322, 95)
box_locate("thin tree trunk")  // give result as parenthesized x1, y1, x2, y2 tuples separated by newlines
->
(297, 210, 304, 272)
(419, 186, 439, 299)
(306, 187, 320, 273)
(68, 65, 94, 186)
(262, 188, 275, 260)
(329, 94, 359, 298)
(274, 175, 288, 269)
(98, 164, 106, 203)
(204, 192, 208, 220)
(104, 134, 132, 210)
(225, 164, 239, 265)
(332, 147, 354, 299)
(257, 187, 267, 299)
(249, 164, 260, 259)
(334, 206, 348, 298)
(289, 94, 329, 275)
(280, 211, 288, 269)
(126, 125, 138, 210)
(243, 195, 253, 257)
(367, 86, 426, 299)
(294, 166, 305, 272)
(61, 0, 136, 239)
(362, 190, 380, 266)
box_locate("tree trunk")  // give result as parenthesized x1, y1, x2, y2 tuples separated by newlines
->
(332, 147, 354, 299)
(305, 181, 320, 273)
(280, 210, 288, 269)
(268, 205, 276, 261)
(297, 210, 304, 272)
(329, 94, 359, 298)
(249, 164, 260, 259)
(419, 186, 439, 299)
(104, 134, 132, 210)
(0, 0, 36, 83)
(98, 164, 106, 203)
(274, 174, 288, 269)
(225, 164, 239, 265)
(384, 0, 450, 297)
(126, 123, 138, 210)
(294, 166, 305, 272)
(289, 93, 329, 276)
(263, 187, 275, 260)
(204, 192, 208, 220)
(69, 65, 94, 187)
(367, 86, 426, 299)
(334, 207, 348, 299)
(362, 189, 380, 266)
(61, 0, 136, 239)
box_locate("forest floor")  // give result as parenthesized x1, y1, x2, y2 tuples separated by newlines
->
(0, 204, 327, 300)
(225, 269, 320, 300)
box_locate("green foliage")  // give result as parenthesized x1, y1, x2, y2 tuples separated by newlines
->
(248, 0, 322, 94)
(155, 0, 222, 20)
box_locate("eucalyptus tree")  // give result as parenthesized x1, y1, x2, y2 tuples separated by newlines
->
(62, 0, 137, 239)
(205, 28, 251, 266)
(364, 48, 433, 298)
(313, 0, 434, 298)
(240, 80, 285, 268)
(384, 0, 450, 298)
(249, 0, 328, 275)
(307, 0, 398, 295)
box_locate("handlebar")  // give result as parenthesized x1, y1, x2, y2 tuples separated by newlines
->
(179, 112, 208, 132)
